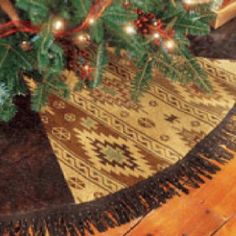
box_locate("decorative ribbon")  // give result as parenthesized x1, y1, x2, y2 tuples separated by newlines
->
(0, 0, 113, 39)
(0, 21, 39, 38)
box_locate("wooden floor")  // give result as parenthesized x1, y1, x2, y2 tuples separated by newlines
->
(93, 151, 236, 236)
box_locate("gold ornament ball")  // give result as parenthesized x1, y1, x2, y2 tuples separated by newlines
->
(72, 32, 91, 49)
(51, 16, 67, 34)
(20, 41, 32, 51)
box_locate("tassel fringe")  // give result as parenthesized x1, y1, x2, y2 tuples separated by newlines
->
(0, 105, 236, 236)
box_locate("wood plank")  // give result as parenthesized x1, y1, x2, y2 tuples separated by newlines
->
(214, 215, 236, 236)
(91, 219, 142, 236)
(94, 152, 236, 236)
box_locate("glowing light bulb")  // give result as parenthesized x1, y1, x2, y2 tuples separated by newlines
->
(153, 21, 158, 26)
(88, 18, 95, 25)
(182, 0, 194, 5)
(163, 39, 175, 51)
(53, 20, 63, 30)
(153, 33, 161, 39)
(78, 35, 86, 41)
(124, 24, 136, 35)
(51, 17, 66, 33)
(76, 33, 90, 42)
(84, 64, 93, 73)
(182, 0, 212, 6)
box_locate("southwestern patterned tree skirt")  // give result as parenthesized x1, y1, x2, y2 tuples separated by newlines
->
(0, 58, 236, 235)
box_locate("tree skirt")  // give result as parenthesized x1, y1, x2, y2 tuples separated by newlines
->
(0, 58, 236, 235)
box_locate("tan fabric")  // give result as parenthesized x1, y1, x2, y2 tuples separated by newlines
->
(213, 0, 236, 28)
(40, 58, 236, 204)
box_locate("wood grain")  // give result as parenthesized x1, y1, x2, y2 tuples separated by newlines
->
(94, 151, 236, 236)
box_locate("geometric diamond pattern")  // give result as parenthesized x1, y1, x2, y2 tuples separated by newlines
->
(74, 129, 154, 178)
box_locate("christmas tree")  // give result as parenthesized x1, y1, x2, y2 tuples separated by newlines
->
(0, 0, 214, 122)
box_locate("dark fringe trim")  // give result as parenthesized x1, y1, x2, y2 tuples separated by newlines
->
(0, 105, 236, 236)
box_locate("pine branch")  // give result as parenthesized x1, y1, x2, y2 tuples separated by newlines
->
(16, 0, 49, 24)
(132, 55, 153, 101)
(103, 3, 137, 24)
(31, 83, 48, 112)
(90, 42, 108, 88)
(90, 19, 104, 44)
(154, 55, 182, 81)
(0, 82, 9, 105)
(71, 0, 91, 22)
(175, 13, 210, 35)
(0, 98, 17, 122)
(104, 19, 147, 59)
(176, 45, 211, 91)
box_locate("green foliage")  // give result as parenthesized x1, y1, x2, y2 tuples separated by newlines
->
(175, 12, 210, 35)
(154, 49, 183, 82)
(103, 3, 137, 25)
(16, 0, 50, 24)
(90, 20, 104, 44)
(0, 99, 17, 122)
(129, 0, 158, 12)
(0, 37, 33, 121)
(0, 82, 9, 106)
(0, 0, 214, 121)
(35, 27, 64, 77)
(31, 83, 48, 112)
(47, 76, 70, 99)
(31, 23, 66, 111)
(71, 0, 91, 23)
(132, 55, 153, 101)
(90, 42, 108, 88)
(176, 45, 211, 91)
